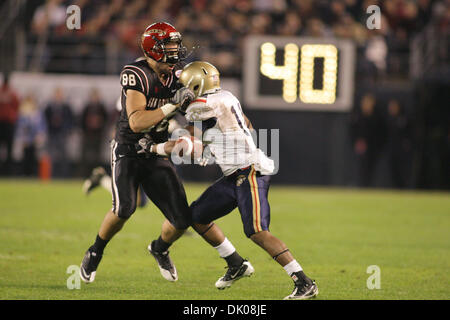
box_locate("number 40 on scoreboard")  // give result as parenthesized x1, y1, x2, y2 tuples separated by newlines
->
(243, 36, 356, 111)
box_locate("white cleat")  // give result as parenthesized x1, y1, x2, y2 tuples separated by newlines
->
(283, 281, 319, 300)
(79, 249, 102, 284)
(148, 243, 178, 282)
(215, 260, 254, 290)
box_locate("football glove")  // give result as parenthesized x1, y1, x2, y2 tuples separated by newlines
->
(136, 136, 155, 155)
(171, 87, 195, 112)
(196, 145, 215, 166)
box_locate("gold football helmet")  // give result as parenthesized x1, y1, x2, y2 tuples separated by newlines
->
(179, 61, 220, 98)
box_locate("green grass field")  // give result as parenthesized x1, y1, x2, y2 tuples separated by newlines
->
(0, 179, 449, 300)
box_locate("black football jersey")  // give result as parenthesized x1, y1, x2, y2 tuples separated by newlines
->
(115, 59, 185, 145)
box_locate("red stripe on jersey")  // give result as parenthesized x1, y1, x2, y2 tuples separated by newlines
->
(193, 98, 207, 103)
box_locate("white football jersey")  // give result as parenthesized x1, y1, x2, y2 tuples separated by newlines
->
(185, 89, 275, 176)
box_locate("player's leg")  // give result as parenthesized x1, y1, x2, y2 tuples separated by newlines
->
(237, 166, 318, 300)
(136, 185, 148, 208)
(190, 175, 254, 289)
(98, 210, 127, 240)
(250, 231, 318, 299)
(140, 158, 192, 281)
(83, 166, 148, 208)
(80, 147, 140, 283)
(82, 166, 110, 195)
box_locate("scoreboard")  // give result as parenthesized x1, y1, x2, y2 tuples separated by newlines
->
(243, 36, 356, 111)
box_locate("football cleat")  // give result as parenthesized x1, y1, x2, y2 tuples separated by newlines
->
(283, 279, 319, 300)
(79, 248, 103, 284)
(148, 242, 178, 282)
(82, 167, 106, 195)
(215, 260, 254, 290)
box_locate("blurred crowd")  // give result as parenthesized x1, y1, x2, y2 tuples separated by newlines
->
(0, 76, 111, 179)
(0, 75, 423, 189)
(26, 0, 449, 77)
(350, 92, 414, 188)
(2, 0, 447, 187)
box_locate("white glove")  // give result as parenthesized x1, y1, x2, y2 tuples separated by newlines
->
(196, 145, 215, 166)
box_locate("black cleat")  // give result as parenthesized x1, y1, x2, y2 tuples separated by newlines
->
(215, 260, 254, 290)
(82, 167, 106, 195)
(79, 248, 103, 283)
(284, 276, 319, 300)
(148, 241, 178, 282)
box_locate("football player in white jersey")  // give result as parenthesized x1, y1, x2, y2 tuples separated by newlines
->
(142, 62, 318, 300)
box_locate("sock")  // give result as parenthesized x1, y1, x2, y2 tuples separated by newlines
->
(291, 270, 313, 285)
(101, 175, 112, 194)
(283, 260, 302, 277)
(91, 234, 109, 255)
(214, 238, 235, 258)
(152, 235, 171, 253)
(214, 238, 244, 267)
(224, 251, 245, 268)
(283, 260, 312, 285)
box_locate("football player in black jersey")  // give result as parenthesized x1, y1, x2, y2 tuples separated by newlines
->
(79, 23, 193, 283)
(80, 22, 250, 287)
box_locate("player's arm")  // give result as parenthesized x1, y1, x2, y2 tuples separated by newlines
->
(138, 135, 196, 157)
(126, 89, 176, 133)
(120, 67, 182, 133)
(153, 140, 176, 155)
(152, 123, 198, 155)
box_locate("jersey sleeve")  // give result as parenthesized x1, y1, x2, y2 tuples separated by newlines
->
(185, 99, 215, 122)
(120, 66, 148, 95)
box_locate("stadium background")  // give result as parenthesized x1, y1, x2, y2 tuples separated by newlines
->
(0, 0, 449, 189)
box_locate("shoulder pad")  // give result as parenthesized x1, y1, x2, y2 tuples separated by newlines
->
(121, 64, 149, 95)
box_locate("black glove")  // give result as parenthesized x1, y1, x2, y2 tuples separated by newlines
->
(136, 136, 155, 155)
(171, 87, 195, 112)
